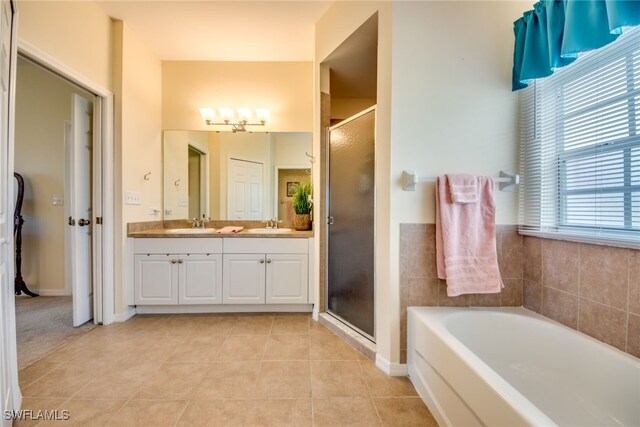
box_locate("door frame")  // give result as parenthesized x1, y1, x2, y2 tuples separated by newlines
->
(325, 105, 377, 341)
(273, 164, 309, 220)
(16, 40, 115, 325)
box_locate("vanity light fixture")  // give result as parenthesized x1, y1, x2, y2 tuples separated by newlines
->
(199, 107, 270, 133)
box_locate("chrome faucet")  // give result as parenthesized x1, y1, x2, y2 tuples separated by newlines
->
(191, 216, 212, 229)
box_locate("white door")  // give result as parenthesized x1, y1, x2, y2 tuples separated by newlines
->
(0, 1, 17, 424)
(222, 254, 265, 304)
(69, 94, 93, 326)
(227, 158, 263, 220)
(265, 254, 308, 304)
(179, 254, 223, 304)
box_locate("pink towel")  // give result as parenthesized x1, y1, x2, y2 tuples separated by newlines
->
(215, 226, 244, 234)
(446, 174, 478, 203)
(435, 175, 503, 297)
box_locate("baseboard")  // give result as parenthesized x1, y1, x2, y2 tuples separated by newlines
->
(27, 289, 69, 297)
(113, 307, 136, 322)
(135, 304, 313, 314)
(376, 354, 408, 377)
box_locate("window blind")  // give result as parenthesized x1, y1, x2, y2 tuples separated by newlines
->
(519, 27, 640, 248)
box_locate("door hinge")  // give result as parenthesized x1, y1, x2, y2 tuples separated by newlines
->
(96, 217, 103, 225)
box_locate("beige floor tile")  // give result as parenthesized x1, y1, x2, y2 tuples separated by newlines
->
(271, 316, 310, 335)
(310, 361, 368, 398)
(310, 334, 359, 360)
(309, 321, 333, 336)
(12, 397, 66, 427)
(230, 315, 275, 335)
(193, 361, 261, 399)
(152, 316, 205, 336)
(246, 399, 312, 427)
(198, 316, 239, 335)
(19, 360, 64, 389)
(77, 362, 159, 399)
(359, 360, 418, 397)
(166, 335, 226, 362)
(263, 335, 310, 360)
(106, 399, 188, 427)
(176, 399, 251, 427)
(21, 361, 110, 398)
(312, 398, 381, 427)
(216, 335, 268, 360)
(254, 361, 311, 398)
(38, 398, 126, 427)
(116, 335, 188, 364)
(373, 397, 437, 427)
(133, 362, 208, 399)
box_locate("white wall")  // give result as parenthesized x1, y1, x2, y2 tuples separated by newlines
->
(18, 1, 113, 91)
(14, 60, 91, 294)
(162, 61, 313, 132)
(114, 21, 163, 313)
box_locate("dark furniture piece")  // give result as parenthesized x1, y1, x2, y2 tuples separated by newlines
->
(14, 172, 38, 297)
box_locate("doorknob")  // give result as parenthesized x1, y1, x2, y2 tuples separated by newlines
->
(68, 216, 76, 226)
(78, 218, 91, 226)
(327, 216, 334, 225)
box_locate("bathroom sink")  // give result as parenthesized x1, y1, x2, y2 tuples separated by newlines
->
(246, 228, 293, 234)
(165, 228, 217, 234)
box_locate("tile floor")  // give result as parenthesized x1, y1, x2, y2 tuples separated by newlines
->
(17, 313, 437, 426)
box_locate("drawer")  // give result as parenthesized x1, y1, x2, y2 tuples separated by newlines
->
(134, 238, 223, 254)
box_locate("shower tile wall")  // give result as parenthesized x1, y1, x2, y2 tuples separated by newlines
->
(522, 236, 640, 358)
(399, 224, 523, 363)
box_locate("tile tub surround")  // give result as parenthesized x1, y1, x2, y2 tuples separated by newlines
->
(399, 224, 523, 363)
(17, 313, 437, 427)
(523, 236, 640, 358)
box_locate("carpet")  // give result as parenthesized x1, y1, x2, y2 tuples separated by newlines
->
(14, 295, 95, 369)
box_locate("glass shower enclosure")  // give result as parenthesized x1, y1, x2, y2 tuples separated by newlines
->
(326, 106, 376, 340)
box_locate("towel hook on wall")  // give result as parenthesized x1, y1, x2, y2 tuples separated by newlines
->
(144, 172, 151, 181)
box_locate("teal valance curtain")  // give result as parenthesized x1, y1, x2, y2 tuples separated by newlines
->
(513, 0, 640, 91)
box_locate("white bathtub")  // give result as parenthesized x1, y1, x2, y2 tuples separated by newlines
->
(407, 307, 640, 427)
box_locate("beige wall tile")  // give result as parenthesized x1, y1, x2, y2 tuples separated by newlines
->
(523, 280, 542, 313)
(542, 287, 578, 329)
(468, 292, 501, 307)
(629, 252, 640, 316)
(578, 299, 627, 351)
(498, 226, 523, 279)
(501, 279, 524, 306)
(523, 237, 542, 283)
(542, 240, 579, 294)
(627, 313, 640, 358)
(580, 245, 629, 310)
(438, 281, 469, 307)
(401, 277, 439, 309)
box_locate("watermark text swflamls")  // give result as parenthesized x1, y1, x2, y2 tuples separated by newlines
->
(4, 409, 70, 421)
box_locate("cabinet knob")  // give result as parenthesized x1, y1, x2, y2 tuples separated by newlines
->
(259, 259, 265, 264)
(178, 259, 184, 264)
(266, 259, 272, 263)
(171, 259, 177, 264)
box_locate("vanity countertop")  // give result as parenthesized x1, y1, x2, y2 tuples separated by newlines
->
(128, 228, 313, 238)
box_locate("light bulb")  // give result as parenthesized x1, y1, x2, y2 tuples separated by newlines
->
(199, 108, 215, 122)
(237, 108, 253, 121)
(256, 108, 270, 123)
(219, 108, 234, 122)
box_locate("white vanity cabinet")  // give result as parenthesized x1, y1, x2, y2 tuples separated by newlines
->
(134, 239, 223, 305)
(223, 238, 309, 305)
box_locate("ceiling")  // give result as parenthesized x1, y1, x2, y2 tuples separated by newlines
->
(96, 1, 332, 61)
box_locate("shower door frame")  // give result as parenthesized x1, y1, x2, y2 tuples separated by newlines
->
(324, 105, 377, 342)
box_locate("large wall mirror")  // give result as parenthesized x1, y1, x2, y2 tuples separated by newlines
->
(163, 131, 312, 221)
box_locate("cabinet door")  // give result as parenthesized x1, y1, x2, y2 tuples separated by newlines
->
(265, 254, 308, 304)
(223, 254, 266, 304)
(135, 254, 178, 305)
(179, 254, 223, 304)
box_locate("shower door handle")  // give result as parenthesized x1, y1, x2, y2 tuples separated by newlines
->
(327, 216, 334, 225)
